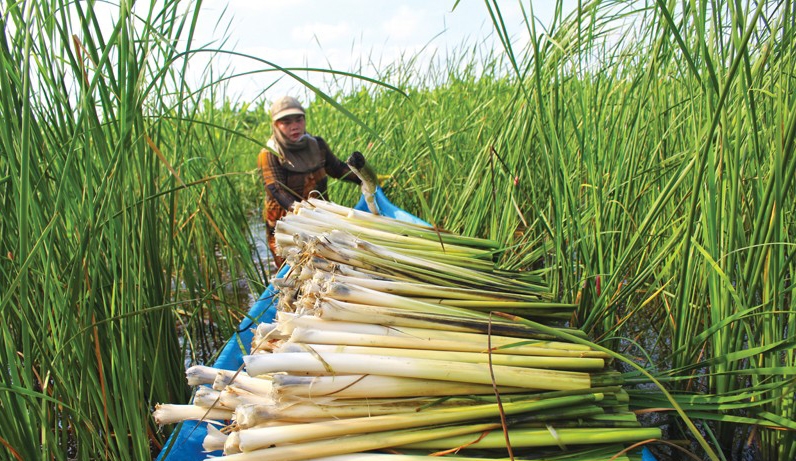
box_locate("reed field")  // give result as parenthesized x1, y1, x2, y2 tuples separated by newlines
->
(1, 0, 794, 460)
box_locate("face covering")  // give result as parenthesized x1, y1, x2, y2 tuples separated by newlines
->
(268, 127, 324, 173)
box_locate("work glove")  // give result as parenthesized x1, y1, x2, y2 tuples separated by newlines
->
(346, 151, 379, 215)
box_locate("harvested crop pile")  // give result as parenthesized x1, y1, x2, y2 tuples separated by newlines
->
(154, 199, 660, 461)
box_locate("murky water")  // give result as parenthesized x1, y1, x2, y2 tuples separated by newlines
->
(252, 227, 271, 261)
(177, 217, 278, 367)
(248, 218, 278, 299)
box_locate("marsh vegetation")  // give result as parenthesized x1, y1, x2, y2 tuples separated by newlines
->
(0, 1, 793, 460)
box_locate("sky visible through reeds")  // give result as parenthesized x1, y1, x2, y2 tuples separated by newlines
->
(188, 1, 577, 102)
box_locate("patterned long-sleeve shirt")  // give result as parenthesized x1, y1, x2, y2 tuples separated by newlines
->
(257, 136, 360, 225)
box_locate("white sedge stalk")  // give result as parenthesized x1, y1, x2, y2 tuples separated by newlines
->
(275, 312, 399, 337)
(275, 215, 330, 238)
(425, 298, 575, 311)
(215, 422, 500, 461)
(297, 197, 348, 215)
(281, 248, 303, 266)
(297, 243, 423, 284)
(315, 298, 580, 339)
(271, 374, 526, 399)
(234, 404, 297, 429)
(274, 402, 451, 420)
(303, 199, 437, 234)
(233, 400, 467, 428)
(318, 230, 496, 280)
(347, 151, 380, 214)
(186, 365, 227, 386)
(272, 276, 298, 290)
(300, 256, 394, 281)
(232, 403, 336, 429)
(252, 323, 288, 352)
(152, 404, 233, 425)
(391, 247, 495, 268)
(268, 396, 465, 407)
(320, 282, 488, 319)
(257, 455, 511, 461)
(276, 223, 352, 259)
(236, 394, 604, 451)
(288, 327, 608, 359)
(193, 387, 233, 410)
(300, 277, 326, 299)
(243, 352, 592, 391)
(314, 271, 544, 301)
(277, 289, 299, 312)
(305, 238, 383, 272)
(325, 250, 475, 288)
(342, 242, 494, 269)
(274, 232, 300, 255)
(202, 425, 227, 453)
(330, 262, 420, 283)
(279, 343, 605, 371)
(311, 297, 489, 330)
(213, 370, 274, 395)
(298, 264, 317, 281)
(219, 386, 275, 407)
(234, 404, 325, 429)
(224, 430, 241, 455)
(325, 232, 532, 290)
(254, 322, 279, 338)
(305, 198, 499, 249)
(302, 451, 632, 461)
(397, 426, 663, 450)
(292, 208, 487, 258)
(378, 325, 594, 353)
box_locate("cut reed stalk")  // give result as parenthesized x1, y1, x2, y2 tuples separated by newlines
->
(304, 198, 501, 249)
(319, 282, 490, 318)
(397, 426, 663, 450)
(235, 393, 605, 450)
(220, 422, 504, 461)
(243, 351, 594, 390)
(152, 404, 233, 425)
(291, 208, 491, 259)
(278, 311, 591, 350)
(270, 374, 528, 399)
(315, 298, 580, 337)
(203, 425, 228, 452)
(213, 371, 274, 395)
(241, 448, 634, 461)
(309, 271, 550, 300)
(286, 327, 608, 358)
(233, 400, 474, 425)
(278, 342, 605, 370)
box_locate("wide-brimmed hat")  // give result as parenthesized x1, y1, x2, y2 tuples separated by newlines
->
(270, 96, 305, 121)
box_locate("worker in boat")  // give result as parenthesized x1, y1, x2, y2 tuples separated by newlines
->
(257, 95, 362, 268)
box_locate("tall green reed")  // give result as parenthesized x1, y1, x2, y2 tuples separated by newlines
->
(473, 1, 792, 459)
(0, 1, 266, 459)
